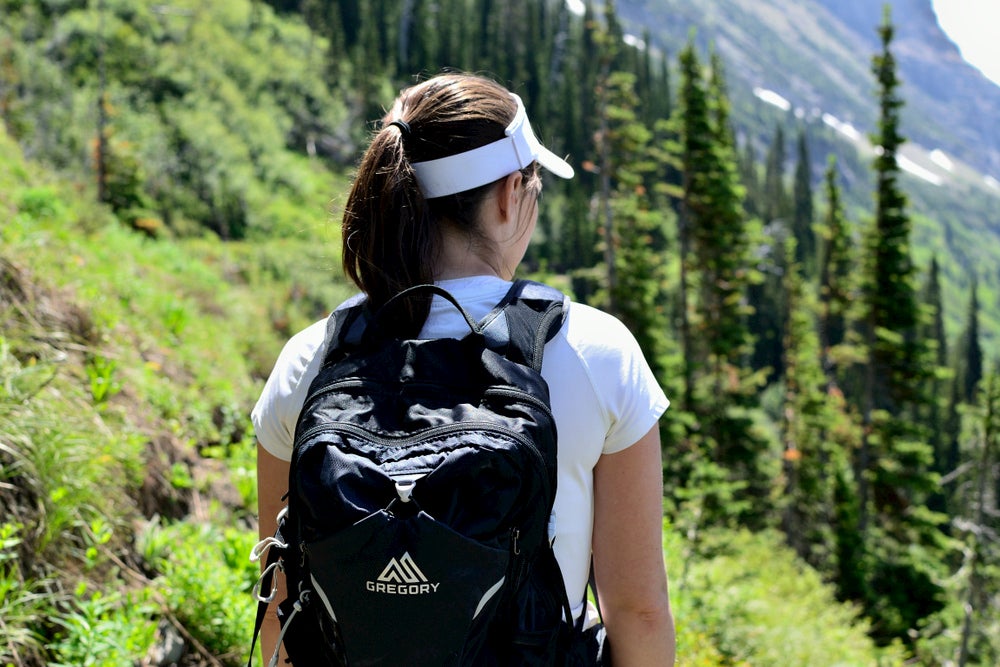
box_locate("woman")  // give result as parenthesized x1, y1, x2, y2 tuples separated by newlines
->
(253, 72, 675, 665)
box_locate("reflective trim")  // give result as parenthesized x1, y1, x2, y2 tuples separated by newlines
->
(473, 576, 505, 619)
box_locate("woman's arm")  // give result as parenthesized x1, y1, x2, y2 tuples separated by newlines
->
(592, 425, 676, 666)
(257, 442, 290, 665)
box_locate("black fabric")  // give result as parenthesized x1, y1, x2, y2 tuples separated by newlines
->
(563, 623, 611, 666)
(249, 280, 612, 666)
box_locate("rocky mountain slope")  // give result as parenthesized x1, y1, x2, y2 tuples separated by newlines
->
(619, 0, 1000, 182)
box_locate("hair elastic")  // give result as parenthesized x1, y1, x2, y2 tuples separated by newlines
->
(388, 119, 411, 138)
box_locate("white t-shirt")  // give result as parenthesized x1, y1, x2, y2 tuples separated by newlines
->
(252, 275, 669, 621)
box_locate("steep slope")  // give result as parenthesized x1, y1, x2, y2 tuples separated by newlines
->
(618, 0, 1000, 179)
(816, 0, 1000, 178)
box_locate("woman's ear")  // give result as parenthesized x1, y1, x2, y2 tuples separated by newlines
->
(496, 171, 524, 224)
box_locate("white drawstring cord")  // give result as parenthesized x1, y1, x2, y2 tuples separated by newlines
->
(268, 596, 305, 667)
(250, 535, 288, 602)
(249, 535, 287, 563)
(252, 560, 283, 603)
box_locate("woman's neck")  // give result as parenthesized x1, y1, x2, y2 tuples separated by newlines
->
(435, 230, 507, 281)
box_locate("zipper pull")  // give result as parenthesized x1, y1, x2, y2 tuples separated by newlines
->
(511, 528, 521, 556)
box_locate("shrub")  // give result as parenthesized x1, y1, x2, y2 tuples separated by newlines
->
(664, 527, 907, 666)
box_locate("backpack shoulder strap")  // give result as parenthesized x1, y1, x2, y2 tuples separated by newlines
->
(482, 280, 568, 372)
(318, 301, 369, 367)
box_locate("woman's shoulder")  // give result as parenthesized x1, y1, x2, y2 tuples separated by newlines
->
(562, 300, 641, 357)
(270, 317, 328, 384)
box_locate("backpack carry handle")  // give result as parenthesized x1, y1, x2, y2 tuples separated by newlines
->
(364, 283, 483, 342)
(324, 280, 566, 371)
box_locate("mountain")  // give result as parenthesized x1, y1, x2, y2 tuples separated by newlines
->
(613, 0, 1000, 347)
(617, 0, 1000, 181)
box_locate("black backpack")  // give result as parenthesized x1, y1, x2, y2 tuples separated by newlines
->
(250, 280, 605, 666)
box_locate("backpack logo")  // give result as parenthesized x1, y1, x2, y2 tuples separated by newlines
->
(366, 552, 440, 594)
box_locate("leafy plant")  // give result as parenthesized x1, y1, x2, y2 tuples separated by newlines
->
(140, 520, 258, 663)
(664, 527, 908, 666)
(0, 523, 48, 665)
(168, 461, 194, 491)
(162, 298, 191, 341)
(16, 186, 67, 221)
(85, 354, 122, 404)
(48, 586, 158, 667)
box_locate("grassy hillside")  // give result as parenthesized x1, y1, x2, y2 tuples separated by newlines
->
(1, 0, 377, 240)
(0, 122, 351, 664)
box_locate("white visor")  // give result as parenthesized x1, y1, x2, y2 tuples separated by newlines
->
(410, 93, 574, 199)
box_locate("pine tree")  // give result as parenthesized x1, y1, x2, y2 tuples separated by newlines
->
(817, 156, 855, 379)
(811, 156, 869, 596)
(653, 51, 672, 124)
(955, 373, 1000, 666)
(699, 51, 755, 369)
(862, 7, 926, 417)
(922, 257, 948, 371)
(749, 122, 799, 383)
(321, 0, 348, 83)
(956, 278, 984, 405)
(673, 39, 710, 411)
(763, 122, 789, 224)
(474, 0, 501, 72)
(354, 0, 385, 117)
(602, 70, 670, 379)
(670, 40, 770, 527)
(577, 0, 601, 184)
(855, 8, 945, 643)
(339, 0, 362, 48)
(746, 258, 785, 382)
(792, 129, 817, 274)
(780, 236, 843, 568)
(747, 102, 788, 383)
(738, 136, 762, 218)
(919, 258, 953, 520)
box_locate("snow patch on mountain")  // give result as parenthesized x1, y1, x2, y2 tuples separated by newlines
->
(821, 113, 863, 143)
(753, 87, 791, 112)
(930, 149, 954, 171)
(898, 155, 944, 186)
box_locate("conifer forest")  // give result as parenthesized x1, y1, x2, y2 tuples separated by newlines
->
(1, 0, 998, 664)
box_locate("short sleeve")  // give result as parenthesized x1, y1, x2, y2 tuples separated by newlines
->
(251, 318, 328, 461)
(563, 303, 669, 455)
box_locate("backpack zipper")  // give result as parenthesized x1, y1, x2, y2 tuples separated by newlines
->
(301, 379, 555, 426)
(482, 387, 554, 422)
(296, 420, 552, 500)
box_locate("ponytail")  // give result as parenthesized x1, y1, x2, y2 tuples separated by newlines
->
(342, 123, 436, 336)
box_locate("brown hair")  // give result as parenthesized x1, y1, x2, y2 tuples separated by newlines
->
(341, 73, 536, 335)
